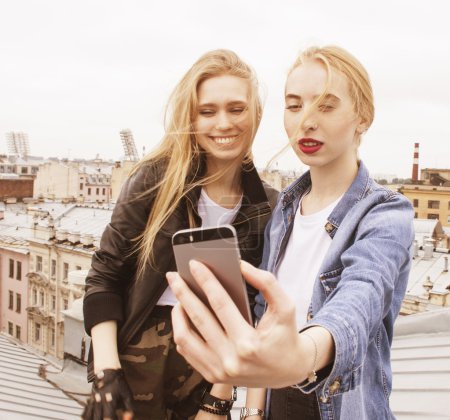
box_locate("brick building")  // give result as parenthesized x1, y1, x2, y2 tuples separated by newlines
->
(0, 177, 34, 201)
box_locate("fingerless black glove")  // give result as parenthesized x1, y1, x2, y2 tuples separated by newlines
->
(82, 369, 135, 420)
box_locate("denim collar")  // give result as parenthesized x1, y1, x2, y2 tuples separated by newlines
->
(281, 161, 371, 238)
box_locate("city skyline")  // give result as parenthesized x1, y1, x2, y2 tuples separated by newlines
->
(1, 0, 450, 178)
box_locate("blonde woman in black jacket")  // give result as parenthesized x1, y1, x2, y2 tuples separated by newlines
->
(82, 49, 277, 420)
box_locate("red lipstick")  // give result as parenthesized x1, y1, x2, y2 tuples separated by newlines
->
(298, 138, 323, 154)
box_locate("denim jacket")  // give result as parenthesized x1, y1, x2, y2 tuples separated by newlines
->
(256, 161, 414, 420)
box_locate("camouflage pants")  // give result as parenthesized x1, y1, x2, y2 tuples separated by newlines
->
(120, 306, 207, 420)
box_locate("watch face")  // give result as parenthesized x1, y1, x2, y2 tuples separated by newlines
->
(213, 401, 229, 410)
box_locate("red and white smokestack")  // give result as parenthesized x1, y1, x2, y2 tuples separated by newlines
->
(412, 142, 419, 182)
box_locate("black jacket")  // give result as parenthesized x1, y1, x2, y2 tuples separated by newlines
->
(83, 158, 277, 377)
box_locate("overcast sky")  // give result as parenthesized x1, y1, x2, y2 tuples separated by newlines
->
(1, 0, 449, 178)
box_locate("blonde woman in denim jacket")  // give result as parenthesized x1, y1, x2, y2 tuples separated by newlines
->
(167, 45, 414, 420)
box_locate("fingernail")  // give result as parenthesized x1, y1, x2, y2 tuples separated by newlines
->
(166, 272, 175, 284)
(189, 259, 199, 271)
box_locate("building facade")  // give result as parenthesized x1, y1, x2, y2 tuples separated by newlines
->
(421, 168, 450, 186)
(0, 201, 112, 358)
(399, 185, 450, 227)
(26, 236, 92, 358)
(0, 177, 34, 201)
(110, 160, 135, 201)
(34, 160, 113, 203)
(0, 239, 29, 341)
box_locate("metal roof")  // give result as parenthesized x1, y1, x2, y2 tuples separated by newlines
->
(391, 308, 450, 419)
(56, 206, 112, 237)
(406, 250, 450, 297)
(0, 334, 84, 419)
(0, 204, 113, 242)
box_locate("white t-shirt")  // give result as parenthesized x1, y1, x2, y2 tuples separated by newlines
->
(156, 188, 242, 306)
(275, 195, 342, 329)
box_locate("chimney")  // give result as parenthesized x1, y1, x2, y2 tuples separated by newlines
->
(423, 238, 434, 259)
(412, 240, 419, 258)
(412, 142, 419, 182)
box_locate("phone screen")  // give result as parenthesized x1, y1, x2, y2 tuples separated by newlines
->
(172, 225, 252, 324)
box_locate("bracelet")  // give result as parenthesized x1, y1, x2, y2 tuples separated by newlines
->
(199, 404, 229, 416)
(304, 332, 318, 383)
(240, 407, 265, 419)
(200, 386, 237, 412)
(291, 332, 318, 389)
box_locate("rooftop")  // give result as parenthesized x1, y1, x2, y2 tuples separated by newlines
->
(0, 333, 84, 419)
(391, 308, 450, 419)
(0, 203, 113, 242)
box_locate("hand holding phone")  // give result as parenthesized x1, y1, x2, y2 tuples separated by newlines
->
(172, 225, 252, 324)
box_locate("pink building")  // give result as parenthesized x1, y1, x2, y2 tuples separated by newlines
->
(0, 241, 29, 342)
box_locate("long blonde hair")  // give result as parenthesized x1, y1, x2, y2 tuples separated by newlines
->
(132, 49, 262, 278)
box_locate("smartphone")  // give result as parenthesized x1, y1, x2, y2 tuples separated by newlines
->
(172, 225, 252, 324)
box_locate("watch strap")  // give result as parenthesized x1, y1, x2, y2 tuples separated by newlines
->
(240, 407, 264, 419)
(200, 387, 237, 412)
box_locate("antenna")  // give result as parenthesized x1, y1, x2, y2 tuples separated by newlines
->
(120, 129, 139, 161)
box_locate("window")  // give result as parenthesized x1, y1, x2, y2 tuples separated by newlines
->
(39, 291, 45, 306)
(63, 262, 69, 280)
(427, 213, 439, 220)
(448, 202, 450, 210)
(76, 265, 82, 271)
(8, 322, 13, 336)
(35, 323, 41, 342)
(413, 199, 419, 207)
(36, 255, 43, 272)
(8, 291, 13, 310)
(16, 294, 21, 313)
(80, 183, 83, 190)
(51, 259, 56, 277)
(63, 299, 69, 310)
(9, 259, 14, 278)
(428, 200, 440, 209)
(33, 288, 37, 305)
(96, 188, 99, 195)
(88, 188, 91, 195)
(16, 261, 22, 280)
(102, 188, 106, 195)
(21, 167, 28, 174)
(52, 295, 56, 311)
(50, 328, 55, 347)
(16, 325, 21, 340)
(414, 212, 418, 218)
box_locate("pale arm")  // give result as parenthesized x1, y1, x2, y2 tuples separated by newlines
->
(91, 320, 121, 373)
(243, 387, 266, 418)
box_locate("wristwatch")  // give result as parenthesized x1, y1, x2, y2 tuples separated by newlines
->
(200, 386, 237, 412)
(240, 407, 264, 419)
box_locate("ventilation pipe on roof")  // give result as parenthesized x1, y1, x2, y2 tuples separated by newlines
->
(412, 240, 419, 258)
(423, 275, 433, 294)
(423, 239, 434, 260)
(55, 229, 68, 242)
